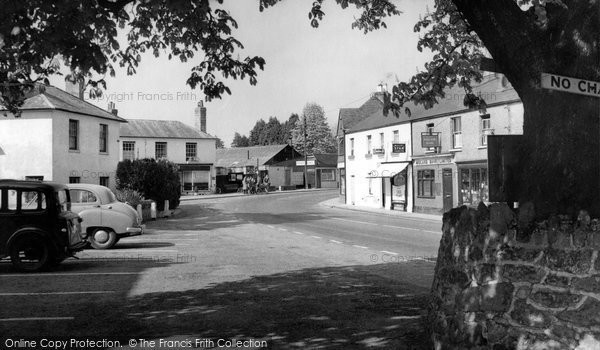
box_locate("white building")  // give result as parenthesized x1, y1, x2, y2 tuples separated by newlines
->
(344, 107, 413, 212)
(119, 118, 217, 194)
(0, 83, 126, 187)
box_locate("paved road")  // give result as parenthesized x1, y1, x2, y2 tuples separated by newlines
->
(0, 189, 441, 349)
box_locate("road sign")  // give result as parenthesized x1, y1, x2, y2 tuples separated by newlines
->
(541, 73, 600, 98)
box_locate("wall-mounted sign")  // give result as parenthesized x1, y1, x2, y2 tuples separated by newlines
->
(295, 160, 315, 166)
(414, 156, 452, 166)
(372, 148, 385, 155)
(421, 133, 441, 148)
(392, 143, 406, 153)
(541, 73, 600, 98)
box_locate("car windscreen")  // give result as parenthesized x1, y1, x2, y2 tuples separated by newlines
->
(56, 190, 71, 212)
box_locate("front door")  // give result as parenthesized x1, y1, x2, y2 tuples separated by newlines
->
(442, 168, 453, 212)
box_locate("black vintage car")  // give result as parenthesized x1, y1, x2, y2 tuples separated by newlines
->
(0, 180, 87, 272)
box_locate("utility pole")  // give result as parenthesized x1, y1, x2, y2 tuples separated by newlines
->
(304, 114, 308, 189)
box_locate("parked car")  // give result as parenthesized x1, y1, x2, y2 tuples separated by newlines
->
(67, 184, 144, 249)
(0, 180, 87, 272)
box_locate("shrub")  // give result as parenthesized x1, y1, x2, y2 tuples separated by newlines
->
(116, 158, 181, 211)
(114, 188, 145, 208)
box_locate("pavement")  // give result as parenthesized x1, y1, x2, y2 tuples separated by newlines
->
(320, 196, 443, 222)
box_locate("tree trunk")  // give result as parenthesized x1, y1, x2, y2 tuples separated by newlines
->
(519, 88, 600, 218)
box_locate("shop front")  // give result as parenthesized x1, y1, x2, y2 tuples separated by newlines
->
(412, 154, 456, 215)
(179, 164, 212, 193)
(457, 161, 489, 207)
(366, 161, 412, 212)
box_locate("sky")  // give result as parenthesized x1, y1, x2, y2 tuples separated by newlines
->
(50, 0, 433, 146)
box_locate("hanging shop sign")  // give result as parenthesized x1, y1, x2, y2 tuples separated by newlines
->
(421, 132, 441, 148)
(541, 73, 600, 98)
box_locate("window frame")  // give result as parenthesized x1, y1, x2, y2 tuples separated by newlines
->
(349, 138, 354, 157)
(99, 124, 108, 153)
(69, 119, 79, 151)
(185, 142, 197, 161)
(366, 135, 372, 155)
(155, 142, 168, 159)
(480, 114, 493, 146)
(122, 141, 135, 161)
(451, 117, 462, 149)
(417, 169, 435, 198)
(99, 176, 109, 187)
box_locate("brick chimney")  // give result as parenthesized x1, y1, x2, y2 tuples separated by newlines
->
(65, 78, 85, 99)
(107, 102, 118, 116)
(194, 101, 207, 133)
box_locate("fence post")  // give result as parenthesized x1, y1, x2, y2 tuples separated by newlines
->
(150, 201, 157, 220)
(136, 204, 143, 221)
(163, 200, 170, 218)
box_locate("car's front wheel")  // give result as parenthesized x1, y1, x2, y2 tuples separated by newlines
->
(9, 234, 52, 272)
(89, 228, 117, 249)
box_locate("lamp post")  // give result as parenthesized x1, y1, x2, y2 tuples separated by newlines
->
(304, 114, 308, 189)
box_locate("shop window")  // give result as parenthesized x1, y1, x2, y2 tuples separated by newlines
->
(451, 117, 462, 149)
(460, 167, 489, 205)
(417, 170, 435, 198)
(321, 169, 336, 181)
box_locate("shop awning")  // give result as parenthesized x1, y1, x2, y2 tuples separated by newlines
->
(366, 162, 409, 178)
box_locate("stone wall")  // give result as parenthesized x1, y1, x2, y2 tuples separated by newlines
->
(428, 203, 600, 349)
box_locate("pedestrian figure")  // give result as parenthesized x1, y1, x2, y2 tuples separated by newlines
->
(242, 175, 248, 194)
(263, 174, 270, 193)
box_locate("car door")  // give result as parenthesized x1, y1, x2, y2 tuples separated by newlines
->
(69, 189, 102, 230)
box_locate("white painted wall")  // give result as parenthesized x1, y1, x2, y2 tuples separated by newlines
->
(345, 122, 413, 211)
(119, 137, 216, 164)
(0, 112, 53, 180)
(52, 111, 122, 188)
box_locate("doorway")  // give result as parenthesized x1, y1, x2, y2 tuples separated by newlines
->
(442, 168, 453, 212)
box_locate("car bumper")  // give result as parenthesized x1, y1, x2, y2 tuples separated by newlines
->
(124, 224, 145, 236)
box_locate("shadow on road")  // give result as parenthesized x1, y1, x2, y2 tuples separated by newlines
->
(120, 262, 433, 349)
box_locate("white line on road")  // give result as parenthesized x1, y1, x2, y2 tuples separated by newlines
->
(381, 250, 399, 255)
(331, 217, 379, 226)
(0, 272, 142, 277)
(329, 240, 343, 244)
(311, 235, 322, 239)
(0, 291, 116, 296)
(424, 230, 441, 234)
(0, 317, 75, 322)
(382, 225, 419, 231)
(267, 225, 275, 229)
(205, 220, 239, 224)
(293, 231, 305, 235)
(352, 245, 368, 249)
(278, 228, 288, 232)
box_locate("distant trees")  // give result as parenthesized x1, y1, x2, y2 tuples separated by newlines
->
(231, 114, 299, 147)
(291, 103, 337, 155)
(214, 136, 225, 149)
(231, 132, 250, 147)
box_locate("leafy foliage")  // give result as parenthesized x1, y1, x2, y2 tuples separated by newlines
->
(114, 188, 145, 208)
(214, 136, 225, 149)
(292, 103, 337, 155)
(116, 158, 181, 211)
(231, 132, 250, 147)
(0, 0, 265, 114)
